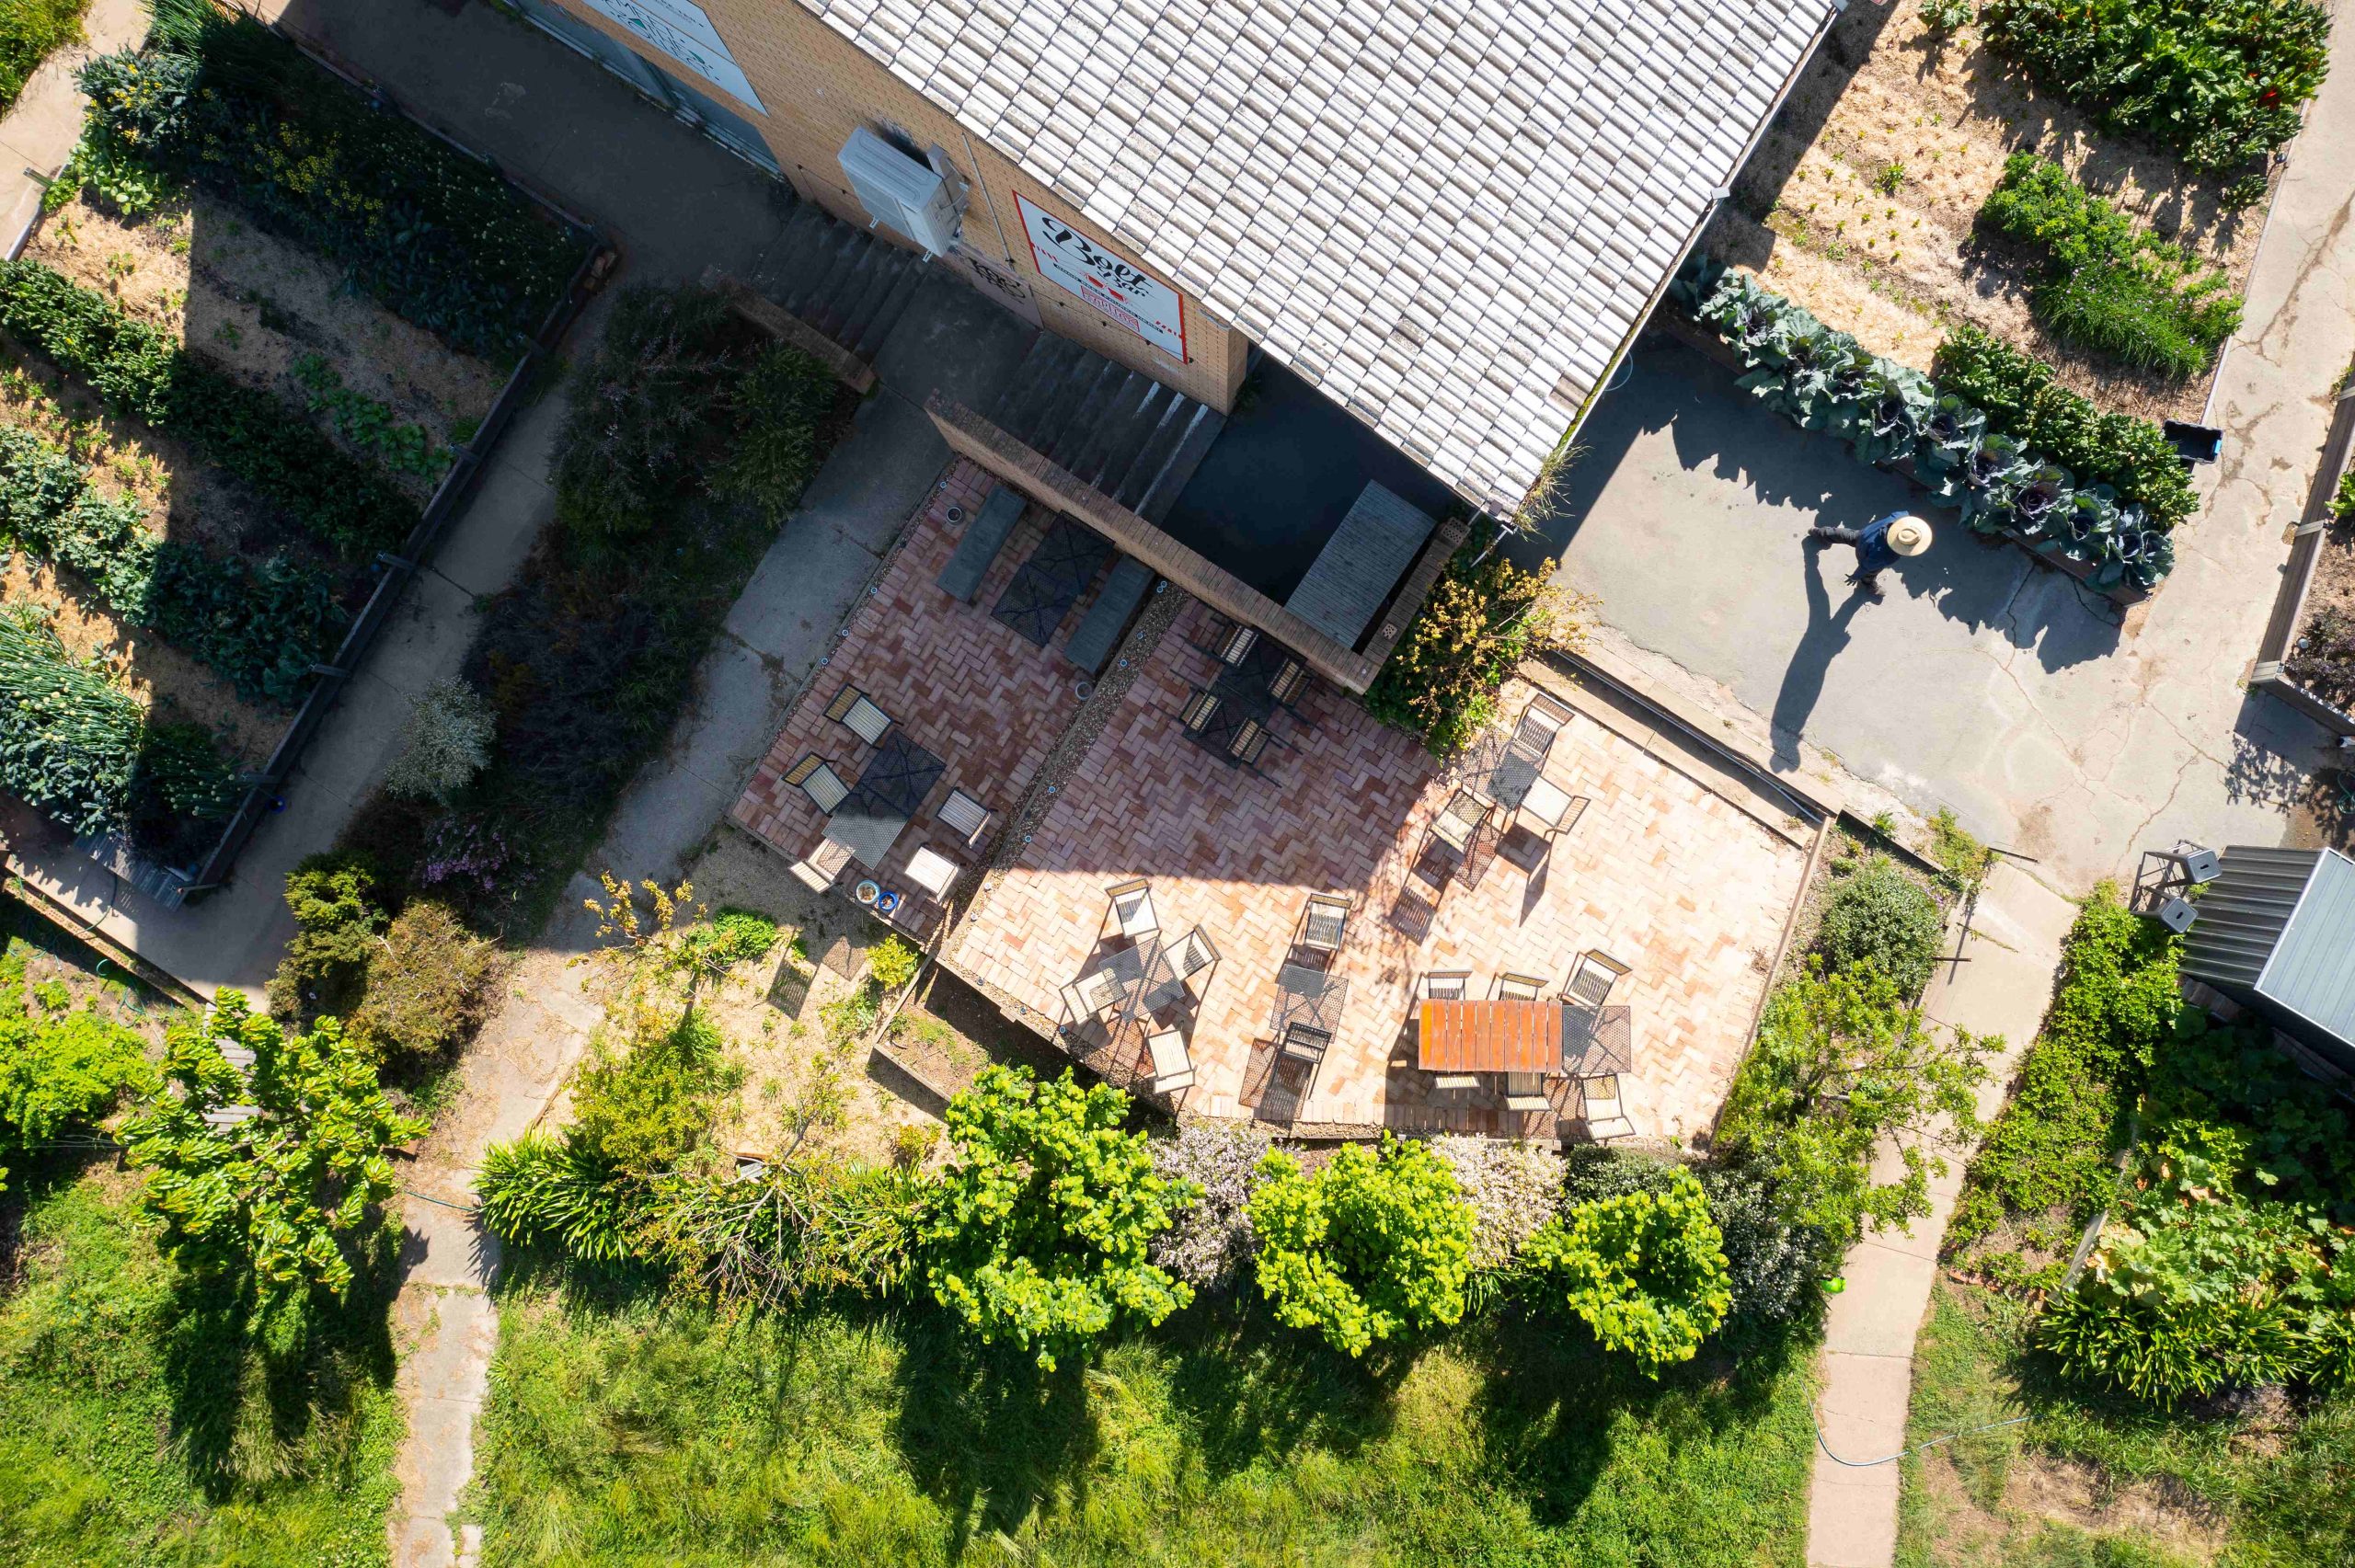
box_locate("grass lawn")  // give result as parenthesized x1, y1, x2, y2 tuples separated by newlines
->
(470, 1282, 1820, 1567)
(1898, 1278, 2355, 1568)
(0, 1159, 405, 1568)
(0, 0, 85, 117)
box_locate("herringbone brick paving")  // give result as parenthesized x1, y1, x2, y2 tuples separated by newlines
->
(732, 461, 1092, 887)
(738, 464, 1808, 1140)
(957, 597, 1809, 1141)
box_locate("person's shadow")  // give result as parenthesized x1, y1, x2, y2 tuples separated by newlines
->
(1771, 540, 1874, 769)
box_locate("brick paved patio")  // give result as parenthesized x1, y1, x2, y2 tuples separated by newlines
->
(736, 461, 1810, 1141)
(953, 598, 1810, 1141)
(732, 461, 1092, 912)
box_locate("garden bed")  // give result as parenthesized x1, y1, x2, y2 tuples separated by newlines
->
(2253, 382, 2355, 735)
(1707, 1, 2277, 423)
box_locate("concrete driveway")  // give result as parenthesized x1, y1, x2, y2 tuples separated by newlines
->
(1523, 328, 2332, 894)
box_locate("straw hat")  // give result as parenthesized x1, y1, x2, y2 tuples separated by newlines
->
(1886, 515, 1934, 556)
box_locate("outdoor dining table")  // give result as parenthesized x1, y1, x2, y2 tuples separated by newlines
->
(823, 732, 947, 869)
(1458, 726, 1545, 811)
(1419, 999, 1638, 1076)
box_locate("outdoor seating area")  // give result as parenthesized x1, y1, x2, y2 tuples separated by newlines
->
(1174, 613, 1316, 770)
(951, 597, 1811, 1140)
(735, 463, 1104, 936)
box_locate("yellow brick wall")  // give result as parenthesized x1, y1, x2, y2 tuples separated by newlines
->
(531, 0, 1249, 410)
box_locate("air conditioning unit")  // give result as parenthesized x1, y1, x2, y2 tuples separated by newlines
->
(838, 127, 959, 255)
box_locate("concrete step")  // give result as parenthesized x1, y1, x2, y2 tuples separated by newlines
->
(751, 198, 923, 365)
(987, 334, 1224, 528)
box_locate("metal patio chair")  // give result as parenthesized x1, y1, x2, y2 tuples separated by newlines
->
(782, 753, 848, 814)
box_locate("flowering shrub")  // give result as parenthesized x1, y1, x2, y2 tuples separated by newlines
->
(67, 2, 588, 359)
(383, 680, 495, 805)
(1430, 1134, 1564, 1272)
(1364, 539, 1586, 758)
(418, 816, 517, 899)
(1150, 1122, 1273, 1289)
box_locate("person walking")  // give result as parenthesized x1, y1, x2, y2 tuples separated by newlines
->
(1807, 510, 1931, 600)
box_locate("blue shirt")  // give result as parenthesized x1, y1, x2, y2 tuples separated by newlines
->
(1853, 511, 1907, 574)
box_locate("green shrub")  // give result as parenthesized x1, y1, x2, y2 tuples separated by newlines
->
(70, 3, 587, 359)
(1249, 1136, 1476, 1356)
(1522, 1167, 1732, 1377)
(0, 422, 347, 704)
(0, 0, 85, 117)
(0, 258, 412, 553)
(125, 718, 236, 864)
(1980, 0, 2329, 172)
(918, 1066, 1195, 1369)
(1364, 537, 1580, 757)
(123, 991, 423, 1305)
(1719, 961, 1991, 1246)
(868, 933, 922, 990)
(291, 353, 444, 477)
(1931, 325, 2197, 528)
(1816, 852, 1947, 993)
(1920, 0, 1973, 30)
(382, 678, 496, 805)
(1981, 154, 2242, 380)
(553, 285, 739, 554)
(717, 343, 837, 521)
(640, 1157, 921, 1307)
(2333, 469, 2355, 524)
(0, 1004, 152, 1193)
(477, 1130, 645, 1265)
(569, 1008, 730, 1177)
(347, 899, 497, 1060)
(266, 852, 386, 1025)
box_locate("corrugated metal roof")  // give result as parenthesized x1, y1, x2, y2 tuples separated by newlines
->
(2182, 845, 2315, 990)
(2257, 847, 2355, 1050)
(802, 0, 1832, 515)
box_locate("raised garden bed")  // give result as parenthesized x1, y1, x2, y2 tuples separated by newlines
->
(2251, 382, 2355, 735)
(1706, 0, 2282, 425)
(1670, 261, 2174, 602)
(0, 5, 603, 901)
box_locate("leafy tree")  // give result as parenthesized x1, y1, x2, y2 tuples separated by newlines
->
(0, 1007, 155, 1192)
(122, 991, 422, 1306)
(1814, 852, 1946, 994)
(567, 1007, 731, 1177)
(1522, 1167, 1732, 1376)
(1717, 961, 1991, 1245)
(918, 1066, 1196, 1370)
(1248, 1136, 1476, 1356)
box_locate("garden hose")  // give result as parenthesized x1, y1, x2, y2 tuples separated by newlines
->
(1811, 1406, 2031, 1469)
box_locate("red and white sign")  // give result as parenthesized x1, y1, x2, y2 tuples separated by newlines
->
(1015, 192, 1186, 362)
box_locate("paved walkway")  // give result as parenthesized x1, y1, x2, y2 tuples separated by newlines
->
(1806, 861, 2076, 1566)
(1534, 35, 2355, 895)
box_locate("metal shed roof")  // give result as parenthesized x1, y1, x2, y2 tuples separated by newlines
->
(2184, 845, 2355, 1050)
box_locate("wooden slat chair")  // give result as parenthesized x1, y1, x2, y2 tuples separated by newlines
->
(788, 835, 854, 893)
(1212, 622, 1258, 665)
(1107, 878, 1159, 938)
(1298, 893, 1352, 953)
(1419, 970, 1471, 1001)
(825, 686, 893, 744)
(1144, 925, 1220, 1013)
(1061, 967, 1123, 1022)
(1511, 693, 1574, 756)
(1493, 972, 1547, 1001)
(1579, 1074, 1636, 1140)
(1280, 1024, 1331, 1063)
(1504, 1071, 1554, 1114)
(1180, 690, 1221, 731)
(1429, 790, 1489, 854)
(1147, 1029, 1195, 1093)
(936, 787, 993, 847)
(1565, 952, 1632, 1010)
(783, 754, 848, 814)
(1230, 717, 1271, 767)
(1269, 656, 1309, 706)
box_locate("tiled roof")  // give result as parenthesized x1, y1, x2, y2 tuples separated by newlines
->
(803, 0, 1832, 514)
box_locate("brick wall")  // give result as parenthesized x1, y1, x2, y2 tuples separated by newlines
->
(530, 0, 1250, 411)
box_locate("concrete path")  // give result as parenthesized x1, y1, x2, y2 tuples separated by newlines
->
(1532, 38, 2355, 896)
(0, 0, 144, 250)
(1806, 860, 2077, 1567)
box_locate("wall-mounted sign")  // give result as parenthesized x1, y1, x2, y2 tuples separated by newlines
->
(1015, 192, 1186, 361)
(571, 0, 764, 113)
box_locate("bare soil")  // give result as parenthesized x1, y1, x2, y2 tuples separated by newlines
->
(1705, 1, 2271, 421)
(29, 192, 501, 500)
(1913, 1442, 2230, 1566)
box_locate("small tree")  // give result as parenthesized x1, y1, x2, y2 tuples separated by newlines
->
(382, 679, 496, 805)
(918, 1066, 1196, 1369)
(123, 991, 423, 1305)
(1248, 1137, 1476, 1356)
(1717, 962, 1991, 1244)
(1522, 1166, 1732, 1376)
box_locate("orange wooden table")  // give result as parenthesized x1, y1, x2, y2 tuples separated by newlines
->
(1418, 999, 1563, 1073)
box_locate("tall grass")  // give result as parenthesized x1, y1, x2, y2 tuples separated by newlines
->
(468, 1281, 1819, 1567)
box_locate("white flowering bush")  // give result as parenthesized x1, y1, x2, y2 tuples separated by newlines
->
(1432, 1135, 1565, 1272)
(1149, 1122, 1271, 1289)
(384, 679, 496, 804)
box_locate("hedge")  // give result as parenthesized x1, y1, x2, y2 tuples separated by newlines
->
(0, 258, 412, 555)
